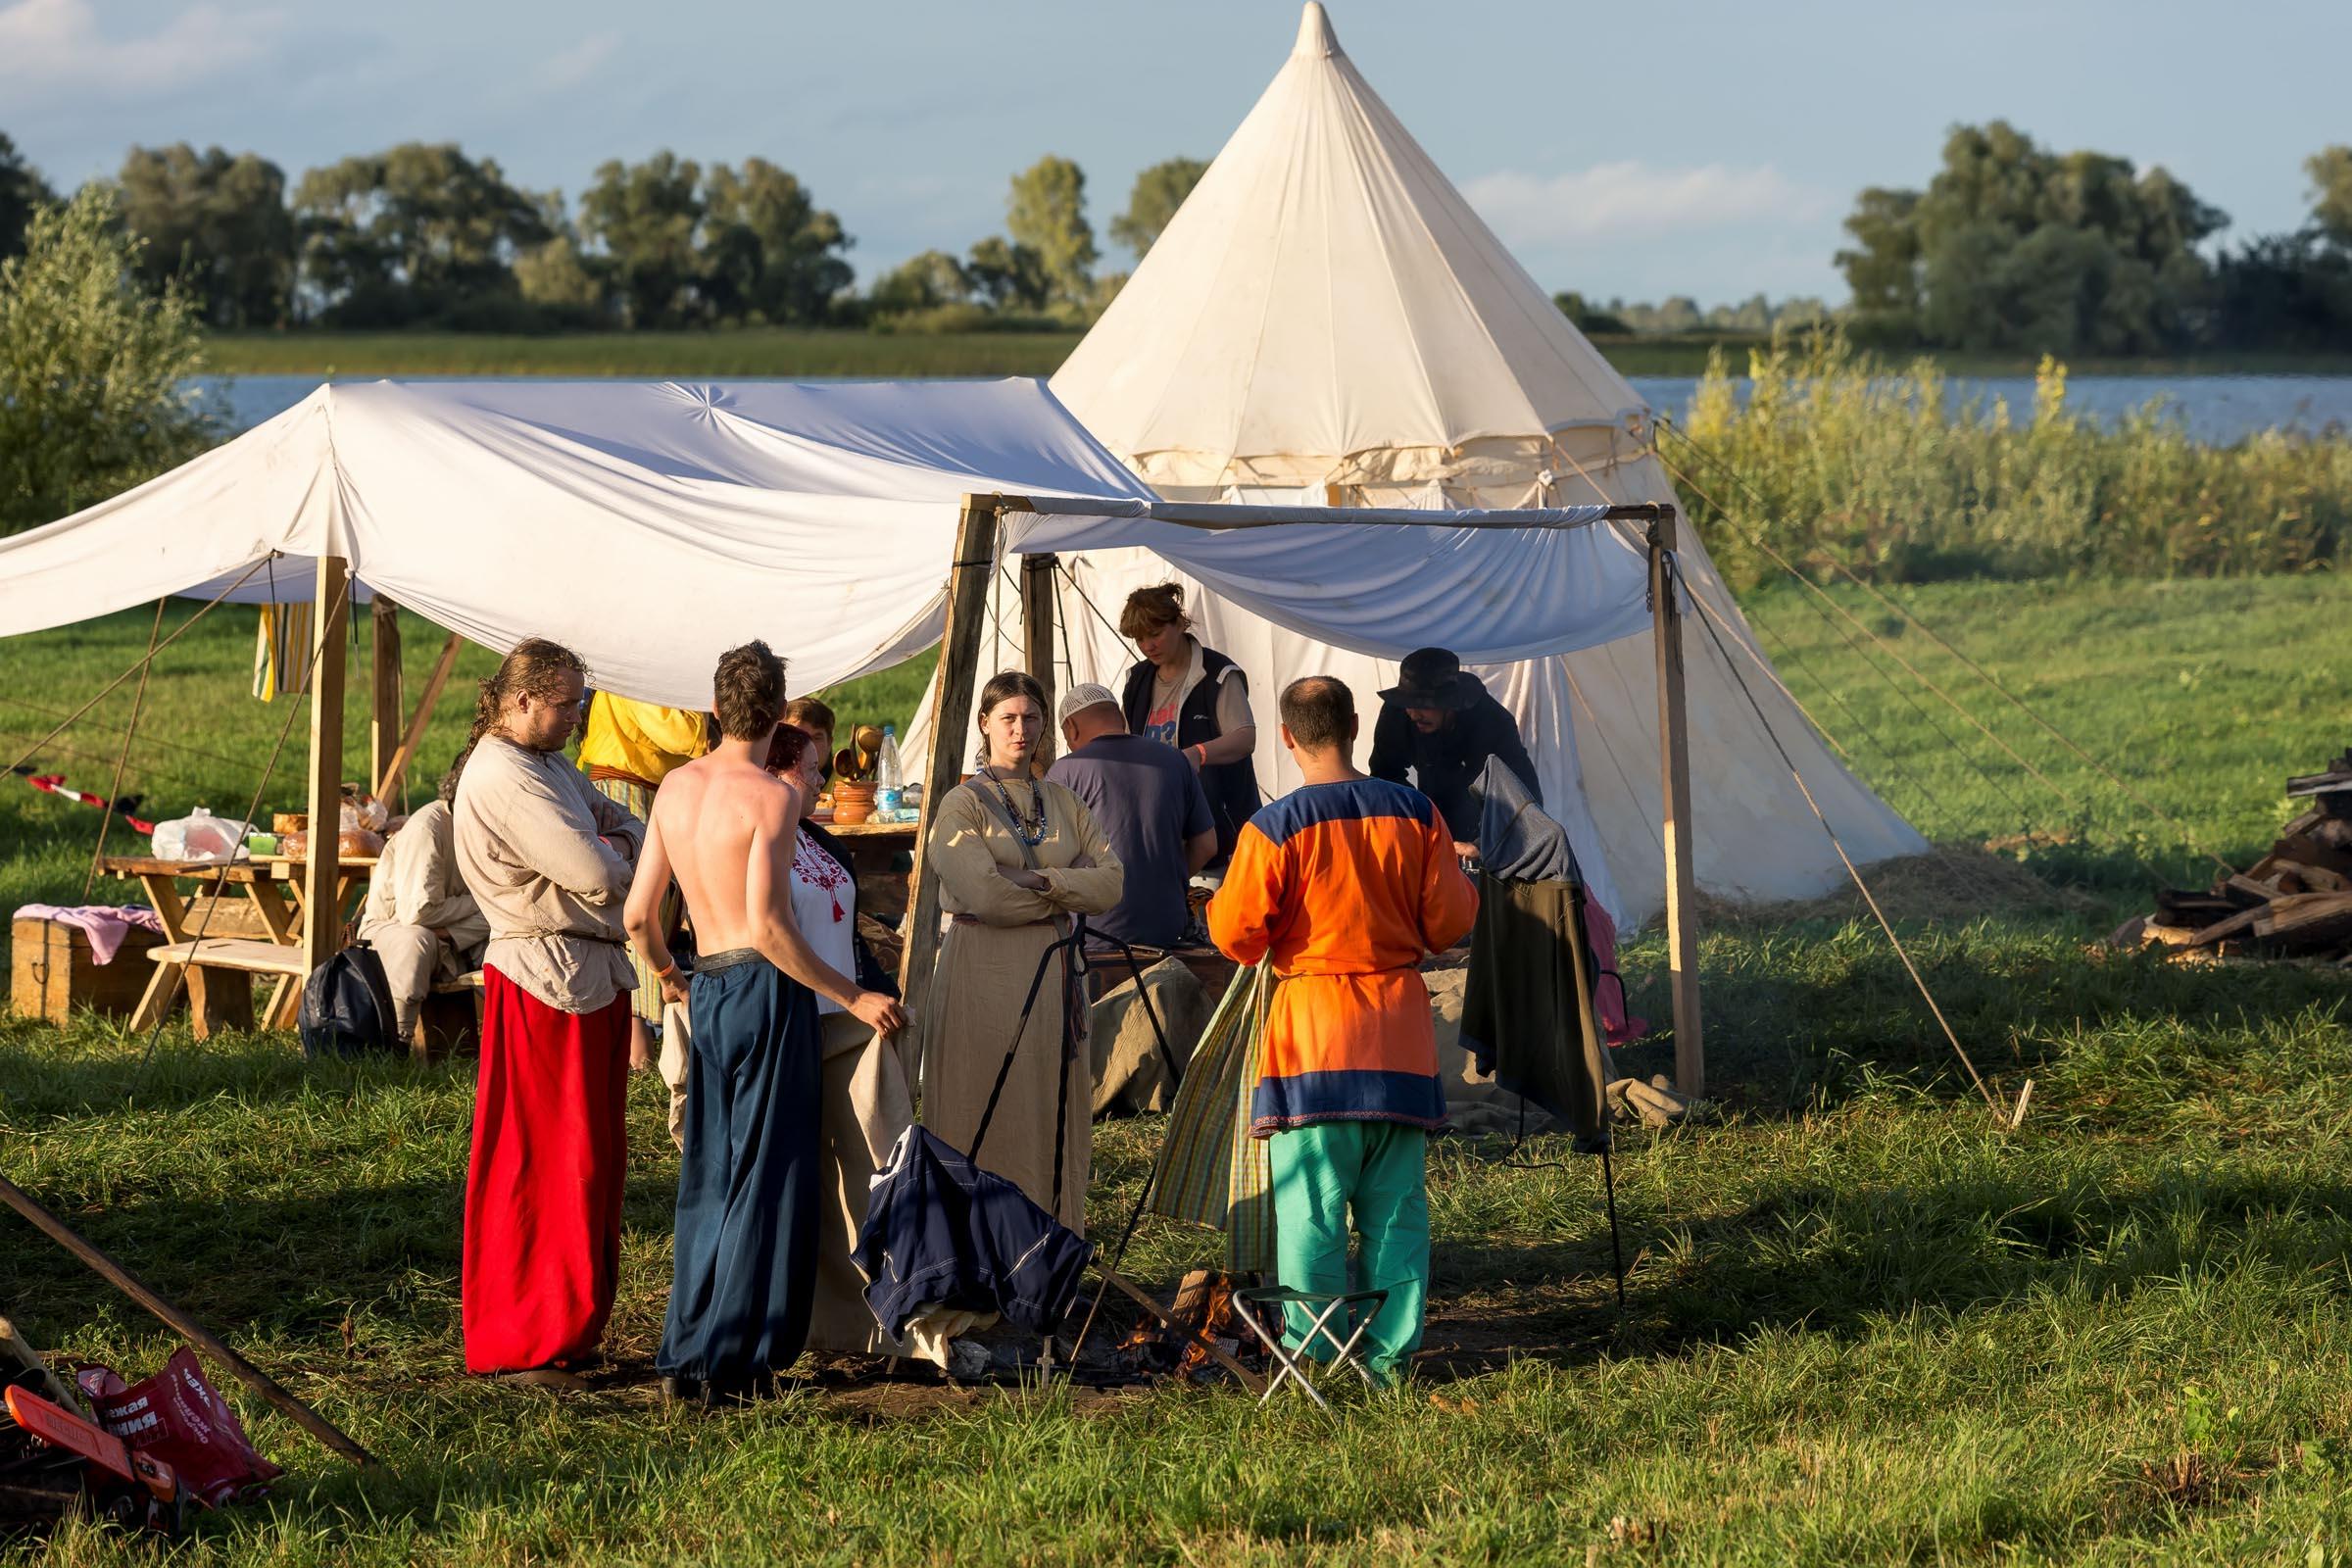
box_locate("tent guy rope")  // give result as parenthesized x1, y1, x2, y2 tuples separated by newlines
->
(1658, 414, 2240, 879)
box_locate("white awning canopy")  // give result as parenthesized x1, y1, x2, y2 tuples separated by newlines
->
(0, 378, 1666, 708)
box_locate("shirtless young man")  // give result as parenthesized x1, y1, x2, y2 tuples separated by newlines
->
(624, 640, 903, 1402)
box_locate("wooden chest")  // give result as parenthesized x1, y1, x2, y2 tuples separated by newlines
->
(10, 916, 166, 1025)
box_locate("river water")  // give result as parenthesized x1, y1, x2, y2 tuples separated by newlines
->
(194, 371, 2352, 447)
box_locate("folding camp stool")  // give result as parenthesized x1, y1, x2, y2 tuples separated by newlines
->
(1230, 1286, 1390, 1408)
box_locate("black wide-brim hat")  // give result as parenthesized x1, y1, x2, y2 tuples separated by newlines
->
(1378, 646, 1481, 710)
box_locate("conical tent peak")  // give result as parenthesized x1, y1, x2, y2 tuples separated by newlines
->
(1293, 1, 1341, 58)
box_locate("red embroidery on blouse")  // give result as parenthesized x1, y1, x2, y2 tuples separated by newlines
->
(794, 833, 851, 922)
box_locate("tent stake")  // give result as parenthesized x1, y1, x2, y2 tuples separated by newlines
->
(1648, 514, 1704, 1099)
(0, 1172, 377, 1468)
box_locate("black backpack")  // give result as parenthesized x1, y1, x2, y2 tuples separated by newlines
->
(299, 945, 401, 1059)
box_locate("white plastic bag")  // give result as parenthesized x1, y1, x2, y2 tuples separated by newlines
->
(150, 806, 254, 863)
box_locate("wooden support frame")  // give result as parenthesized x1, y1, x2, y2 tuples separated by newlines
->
(371, 631, 463, 803)
(368, 596, 403, 808)
(896, 494, 1698, 1100)
(898, 495, 1003, 1104)
(1647, 514, 1704, 1098)
(303, 556, 351, 974)
(1021, 551, 1059, 744)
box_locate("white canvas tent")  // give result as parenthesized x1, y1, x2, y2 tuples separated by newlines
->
(2, 374, 1715, 1073)
(912, 1, 1925, 931)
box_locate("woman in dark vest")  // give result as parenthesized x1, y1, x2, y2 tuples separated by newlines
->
(1118, 583, 1261, 864)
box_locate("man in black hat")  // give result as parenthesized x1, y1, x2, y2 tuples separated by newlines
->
(1368, 647, 1540, 857)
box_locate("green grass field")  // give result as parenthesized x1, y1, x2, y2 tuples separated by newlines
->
(197, 329, 2352, 381)
(6, 576, 2352, 1563)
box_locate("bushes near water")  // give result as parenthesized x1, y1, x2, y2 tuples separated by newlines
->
(1673, 327, 2352, 588)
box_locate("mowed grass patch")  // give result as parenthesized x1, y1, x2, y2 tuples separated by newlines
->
(5, 573, 2352, 1562)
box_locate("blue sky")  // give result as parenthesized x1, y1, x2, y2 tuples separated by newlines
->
(2, 0, 2342, 305)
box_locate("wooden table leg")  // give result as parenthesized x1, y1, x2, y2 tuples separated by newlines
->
(244, 882, 297, 945)
(128, 873, 191, 1030)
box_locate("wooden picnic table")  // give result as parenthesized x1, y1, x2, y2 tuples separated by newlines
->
(96, 853, 378, 1037)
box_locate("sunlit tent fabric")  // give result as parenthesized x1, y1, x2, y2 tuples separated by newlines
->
(1033, 1, 1925, 926)
(0, 379, 1660, 715)
(0, 378, 1165, 706)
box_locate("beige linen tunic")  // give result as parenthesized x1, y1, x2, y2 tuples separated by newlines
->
(453, 736, 644, 1014)
(921, 775, 1121, 1232)
(358, 800, 489, 1036)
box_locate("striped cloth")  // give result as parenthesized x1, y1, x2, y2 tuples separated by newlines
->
(251, 603, 314, 701)
(1147, 961, 1276, 1271)
(588, 773, 663, 1028)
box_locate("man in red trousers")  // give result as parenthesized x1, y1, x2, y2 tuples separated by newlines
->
(451, 637, 643, 1388)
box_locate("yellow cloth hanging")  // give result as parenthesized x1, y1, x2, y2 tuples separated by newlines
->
(252, 603, 314, 701)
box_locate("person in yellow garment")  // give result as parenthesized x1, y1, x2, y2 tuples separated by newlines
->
(578, 691, 712, 1068)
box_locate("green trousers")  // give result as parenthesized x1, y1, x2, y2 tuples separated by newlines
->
(1267, 1121, 1431, 1380)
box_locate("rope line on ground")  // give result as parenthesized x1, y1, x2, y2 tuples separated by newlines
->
(1651, 434, 2097, 833)
(1689, 590, 2023, 912)
(140, 569, 351, 1065)
(1651, 446, 2057, 837)
(1676, 552, 2008, 1122)
(0, 696, 258, 774)
(1655, 415, 2236, 877)
(84, 601, 167, 901)
(2, 560, 275, 782)
(0, 726, 219, 803)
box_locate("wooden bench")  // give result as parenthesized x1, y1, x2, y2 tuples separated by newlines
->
(414, 968, 486, 1059)
(137, 938, 310, 1038)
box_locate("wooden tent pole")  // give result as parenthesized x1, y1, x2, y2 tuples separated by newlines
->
(303, 556, 351, 974)
(368, 597, 403, 808)
(0, 1172, 377, 1467)
(1649, 514, 1703, 1098)
(372, 632, 462, 803)
(899, 495, 1003, 1107)
(1021, 551, 1058, 748)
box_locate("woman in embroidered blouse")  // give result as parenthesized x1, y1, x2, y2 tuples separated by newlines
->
(774, 702, 915, 1354)
(921, 670, 1122, 1232)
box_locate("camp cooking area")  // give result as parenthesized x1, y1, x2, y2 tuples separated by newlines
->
(5, 5, 2348, 1562)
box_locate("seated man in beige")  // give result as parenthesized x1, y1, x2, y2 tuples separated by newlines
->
(359, 759, 489, 1045)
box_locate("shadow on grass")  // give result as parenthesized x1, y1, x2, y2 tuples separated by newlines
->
(4, 1168, 686, 1348)
(1631, 1160, 2352, 1356)
(1618, 923, 2351, 1115)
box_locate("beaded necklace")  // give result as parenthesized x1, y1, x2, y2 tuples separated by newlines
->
(976, 765, 1049, 847)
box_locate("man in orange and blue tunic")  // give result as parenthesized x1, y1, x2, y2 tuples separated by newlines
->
(1207, 674, 1478, 1384)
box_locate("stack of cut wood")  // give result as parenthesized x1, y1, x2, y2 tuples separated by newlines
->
(2133, 747, 2352, 965)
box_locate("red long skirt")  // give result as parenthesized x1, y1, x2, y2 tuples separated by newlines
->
(463, 968, 631, 1374)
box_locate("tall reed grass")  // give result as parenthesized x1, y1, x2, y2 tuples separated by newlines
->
(1672, 327, 2352, 587)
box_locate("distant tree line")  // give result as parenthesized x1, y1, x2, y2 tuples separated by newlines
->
(1835, 122, 2352, 355)
(7, 120, 2351, 354)
(0, 131, 1204, 334)
(1552, 291, 1832, 337)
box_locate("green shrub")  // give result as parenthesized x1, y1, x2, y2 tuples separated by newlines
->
(1675, 325, 2352, 586)
(0, 183, 219, 536)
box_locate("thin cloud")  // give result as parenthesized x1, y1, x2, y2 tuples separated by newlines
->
(0, 0, 275, 94)
(534, 30, 620, 93)
(1463, 161, 1834, 248)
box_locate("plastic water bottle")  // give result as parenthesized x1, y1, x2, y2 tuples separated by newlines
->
(877, 725, 904, 792)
